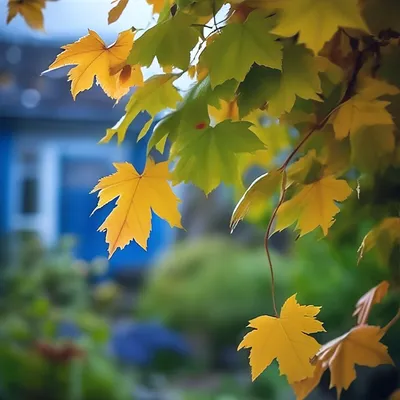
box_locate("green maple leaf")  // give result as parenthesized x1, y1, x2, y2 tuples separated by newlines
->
(100, 74, 182, 144)
(265, 43, 323, 116)
(148, 77, 238, 152)
(172, 120, 265, 194)
(200, 10, 282, 88)
(128, 12, 200, 70)
(237, 65, 280, 118)
(238, 43, 322, 117)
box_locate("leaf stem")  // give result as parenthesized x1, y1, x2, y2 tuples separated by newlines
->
(264, 170, 287, 317)
(382, 307, 400, 334)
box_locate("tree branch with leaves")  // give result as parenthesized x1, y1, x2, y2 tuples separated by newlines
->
(6, 0, 400, 398)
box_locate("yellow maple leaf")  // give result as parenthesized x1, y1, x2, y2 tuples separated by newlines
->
(111, 62, 144, 102)
(7, 0, 45, 30)
(238, 294, 325, 383)
(286, 149, 320, 185)
(292, 361, 325, 400)
(333, 100, 393, 140)
(330, 78, 399, 140)
(391, 389, 400, 400)
(271, 0, 369, 54)
(91, 159, 182, 257)
(230, 169, 282, 232)
(353, 281, 390, 325)
(44, 29, 143, 100)
(244, 114, 291, 170)
(358, 217, 400, 265)
(294, 325, 393, 399)
(209, 99, 240, 122)
(108, 0, 129, 24)
(275, 175, 352, 237)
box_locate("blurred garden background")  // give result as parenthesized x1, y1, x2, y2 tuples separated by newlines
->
(0, 1, 399, 399)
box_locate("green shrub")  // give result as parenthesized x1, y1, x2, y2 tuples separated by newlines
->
(138, 236, 292, 345)
(0, 234, 133, 400)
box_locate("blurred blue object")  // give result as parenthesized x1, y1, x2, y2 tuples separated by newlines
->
(56, 320, 82, 340)
(111, 321, 191, 367)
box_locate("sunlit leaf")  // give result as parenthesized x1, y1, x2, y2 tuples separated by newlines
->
(149, 77, 238, 153)
(44, 29, 142, 100)
(91, 159, 182, 257)
(275, 175, 352, 236)
(172, 120, 265, 194)
(238, 294, 325, 383)
(128, 12, 199, 70)
(304, 325, 393, 398)
(271, 0, 369, 54)
(230, 169, 282, 231)
(199, 10, 282, 88)
(330, 78, 399, 140)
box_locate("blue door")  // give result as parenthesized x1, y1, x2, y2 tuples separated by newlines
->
(58, 139, 173, 274)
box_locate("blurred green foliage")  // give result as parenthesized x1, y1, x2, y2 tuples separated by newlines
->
(0, 233, 133, 400)
(138, 233, 382, 338)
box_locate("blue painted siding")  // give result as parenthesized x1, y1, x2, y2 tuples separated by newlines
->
(0, 131, 12, 235)
(58, 118, 173, 273)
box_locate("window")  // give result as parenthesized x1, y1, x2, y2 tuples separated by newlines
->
(21, 177, 38, 214)
(18, 149, 39, 215)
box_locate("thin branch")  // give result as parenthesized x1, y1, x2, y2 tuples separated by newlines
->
(264, 170, 287, 317)
(212, 0, 220, 33)
(191, 23, 213, 29)
(278, 44, 366, 171)
(262, 42, 367, 317)
(188, 25, 225, 67)
(214, 13, 230, 26)
(278, 103, 344, 171)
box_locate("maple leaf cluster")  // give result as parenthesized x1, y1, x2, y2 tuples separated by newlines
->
(239, 285, 395, 398)
(6, 0, 400, 398)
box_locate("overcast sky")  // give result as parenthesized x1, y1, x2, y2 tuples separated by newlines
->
(0, 0, 197, 87)
(0, 0, 154, 41)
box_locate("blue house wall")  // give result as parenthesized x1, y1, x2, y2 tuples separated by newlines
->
(1, 116, 175, 276)
(0, 130, 12, 237)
